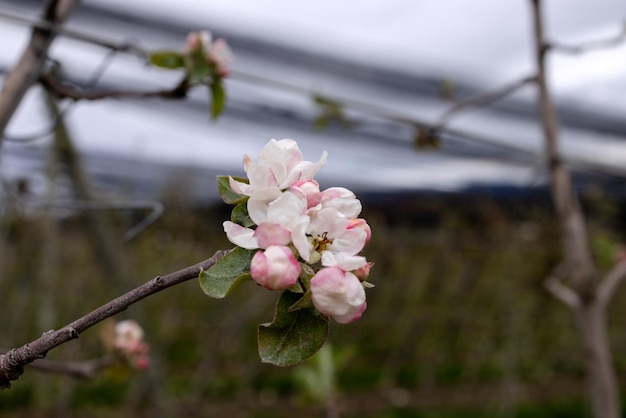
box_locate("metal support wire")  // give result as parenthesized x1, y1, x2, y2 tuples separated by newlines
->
(21, 198, 165, 241)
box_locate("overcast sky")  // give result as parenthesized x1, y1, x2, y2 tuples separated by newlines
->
(1, 0, 626, 198)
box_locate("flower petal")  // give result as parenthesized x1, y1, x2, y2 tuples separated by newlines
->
(310, 267, 366, 324)
(250, 246, 301, 290)
(223, 221, 258, 249)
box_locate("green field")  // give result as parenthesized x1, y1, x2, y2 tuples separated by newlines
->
(1, 190, 625, 417)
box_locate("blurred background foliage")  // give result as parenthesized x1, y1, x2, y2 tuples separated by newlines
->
(0, 182, 625, 418)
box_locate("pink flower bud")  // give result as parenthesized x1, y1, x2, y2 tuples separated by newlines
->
(135, 355, 150, 371)
(183, 31, 210, 54)
(208, 38, 233, 77)
(114, 320, 151, 371)
(291, 179, 321, 208)
(310, 267, 366, 324)
(348, 218, 372, 244)
(114, 320, 144, 352)
(353, 261, 372, 280)
(251, 246, 300, 290)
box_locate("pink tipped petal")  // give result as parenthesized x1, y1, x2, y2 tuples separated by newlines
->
(310, 267, 367, 324)
(290, 179, 321, 208)
(254, 222, 292, 248)
(353, 262, 372, 280)
(223, 221, 258, 249)
(242, 155, 253, 171)
(321, 251, 367, 271)
(348, 218, 372, 243)
(229, 176, 253, 196)
(291, 216, 313, 262)
(329, 228, 367, 256)
(247, 164, 278, 191)
(311, 208, 349, 238)
(287, 151, 328, 186)
(247, 187, 283, 224)
(267, 191, 307, 225)
(320, 187, 362, 219)
(250, 246, 300, 290)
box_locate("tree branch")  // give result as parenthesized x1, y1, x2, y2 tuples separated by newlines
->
(434, 74, 537, 129)
(548, 22, 626, 55)
(0, 248, 231, 389)
(544, 268, 580, 309)
(41, 73, 190, 101)
(596, 260, 626, 308)
(0, 0, 82, 148)
(29, 355, 115, 379)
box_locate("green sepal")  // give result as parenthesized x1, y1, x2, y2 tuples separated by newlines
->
(149, 51, 186, 69)
(258, 291, 329, 367)
(217, 176, 248, 205)
(186, 47, 212, 84)
(286, 280, 304, 294)
(210, 80, 226, 120)
(231, 201, 255, 228)
(288, 290, 313, 312)
(198, 247, 254, 298)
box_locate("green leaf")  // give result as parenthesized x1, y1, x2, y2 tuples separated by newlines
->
(258, 291, 329, 366)
(149, 51, 186, 69)
(198, 247, 254, 298)
(231, 202, 255, 228)
(187, 48, 212, 83)
(217, 176, 247, 205)
(210, 80, 226, 119)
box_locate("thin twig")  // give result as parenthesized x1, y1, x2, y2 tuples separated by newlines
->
(434, 74, 537, 129)
(596, 260, 626, 308)
(0, 10, 146, 57)
(548, 22, 626, 54)
(27, 199, 165, 242)
(0, 349, 117, 379)
(4, 5, 626, 181)
(41, 73, 190, 101)
(0, 248, 231, 389)
(545, 275, 580, 308)
(29, 355, 116, 379)
(544, 264, 580, 308)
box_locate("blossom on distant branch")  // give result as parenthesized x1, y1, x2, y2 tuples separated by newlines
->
(183, 30, 233, 78)
(113, 320, 150, 370)
(221, 138, 373, 324)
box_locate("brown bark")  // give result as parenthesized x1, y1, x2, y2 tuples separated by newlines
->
(0, 0, 81, 147)
(0, 249, 230, 389)
(531, 1, 620, 417)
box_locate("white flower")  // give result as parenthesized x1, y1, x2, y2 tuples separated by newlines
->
(229, 139, 327, 198)
(114, 320, 150, 370)
(302, 206, 368, 270)
(310, 267, 367, 324)
(114, 320, 144, 351)
(223, 190, 310, 251)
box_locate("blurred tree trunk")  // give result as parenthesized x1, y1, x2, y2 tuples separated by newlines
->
(530, 1, 621, 417)
(0, 0, 81, 148)
(44, 89, 127, 285)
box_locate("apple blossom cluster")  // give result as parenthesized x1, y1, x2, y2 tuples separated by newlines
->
(222, 139, 373, 324)
(183, 31, 233, 77)
(113, 320, 150, 371)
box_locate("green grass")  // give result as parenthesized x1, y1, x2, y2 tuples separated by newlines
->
(0, 193, 625, 417)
